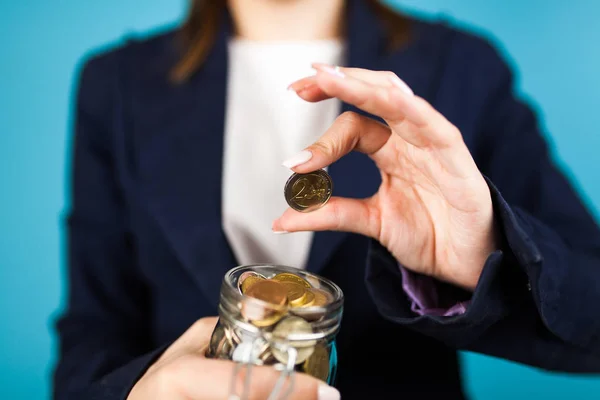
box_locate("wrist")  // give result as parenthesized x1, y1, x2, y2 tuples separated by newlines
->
(441, 214, 499, 291)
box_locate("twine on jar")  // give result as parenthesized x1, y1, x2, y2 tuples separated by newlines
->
(267, 346, 297, 400)
(228, 338, 298, 400)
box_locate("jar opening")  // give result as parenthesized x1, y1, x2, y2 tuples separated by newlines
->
(219, 264, 344, 341)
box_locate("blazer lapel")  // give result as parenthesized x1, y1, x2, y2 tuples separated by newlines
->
(134, 0, 442, 302)
(306, 0, 439, 274)
(135, 15, 235, 308)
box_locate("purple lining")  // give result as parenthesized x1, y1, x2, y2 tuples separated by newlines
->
(400, 267, 471, 317)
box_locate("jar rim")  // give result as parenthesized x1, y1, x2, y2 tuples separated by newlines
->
(224, 264, 343, 310)
(219, 264, 344, 340)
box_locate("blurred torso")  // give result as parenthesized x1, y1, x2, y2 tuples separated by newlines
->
(98, 5, 501, 397)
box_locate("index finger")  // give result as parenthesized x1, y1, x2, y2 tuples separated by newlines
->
(289, 64, 413, 102)
(311, 66, 460, 148)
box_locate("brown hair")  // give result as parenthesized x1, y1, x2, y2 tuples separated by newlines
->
(170, 0, 411, 82)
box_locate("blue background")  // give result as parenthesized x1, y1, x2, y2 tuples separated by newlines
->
(1, 0, 599, 399)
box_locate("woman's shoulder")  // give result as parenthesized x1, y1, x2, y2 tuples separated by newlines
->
(409, 15, 514, 80)
(76, 25, 180, 86)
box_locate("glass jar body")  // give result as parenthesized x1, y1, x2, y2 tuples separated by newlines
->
(206, 264, 343, 385)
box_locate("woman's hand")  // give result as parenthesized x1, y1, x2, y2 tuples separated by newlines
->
(273, 64, 498, 291)
(128, 317, 339, 400)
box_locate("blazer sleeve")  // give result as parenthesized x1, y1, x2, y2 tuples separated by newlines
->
(52, 54, 167, 400)
(365, 39, 600, 372)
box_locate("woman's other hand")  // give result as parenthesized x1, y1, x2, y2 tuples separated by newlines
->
(274, 64, 498, 291)
(128, 317, 339, 400)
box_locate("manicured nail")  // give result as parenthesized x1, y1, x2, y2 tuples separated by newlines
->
(282, 150, 312, 169)
(318, 383, 341, 400)
(314, 64, 345, 78)
(388, 75, 414, 96)
(272, 230, 289, 235)
(288, 83, 316, 94)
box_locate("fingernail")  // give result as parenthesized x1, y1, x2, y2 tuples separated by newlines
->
(282, 150, 312, 169)
(288, 83, 315, 94)
(314, 64, 345, 78)
(388, 75, 414, 96)
(272, 230, 289, 235)
(318, 383, 341, 400)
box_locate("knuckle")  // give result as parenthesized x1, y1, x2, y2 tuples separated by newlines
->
(375, 86, 391, 103)
(153, 364, 180, 395)
(382, 70, 399, 80)
(337, 110, 361, 125)
(190, 316, 216, 335)
(311, 140, 334, 156)
(192, 318, 210, 331)
(446, 125, 463, 146)
(329, 200, 344, 231)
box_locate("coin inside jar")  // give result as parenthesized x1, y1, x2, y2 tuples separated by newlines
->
(242, 280, 288, 327)
(303, 342, 330, 382)
(288, 288, 329, 320)
(244, 280, 288, 306)
(270, 316, 316, 365)
(238, 271, 266, 294)
(307, 288, 331, 307)
(284, 169, 333, 212)
(281, 282, 306, 306)
(271, 272, 312, 288)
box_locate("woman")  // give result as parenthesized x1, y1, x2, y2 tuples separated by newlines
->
(53, 0, 600, 399)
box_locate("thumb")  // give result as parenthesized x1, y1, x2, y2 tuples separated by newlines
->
(273, 196, 380, 239)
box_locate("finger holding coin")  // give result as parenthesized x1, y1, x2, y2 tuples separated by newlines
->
(273, 195, 374, 237)
(274, 112, 388, 236)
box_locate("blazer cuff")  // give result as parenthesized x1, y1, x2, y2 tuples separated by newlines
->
(364, 176, 532, 346)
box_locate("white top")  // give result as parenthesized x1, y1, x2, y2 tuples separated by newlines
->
(222, 39, 344, 269)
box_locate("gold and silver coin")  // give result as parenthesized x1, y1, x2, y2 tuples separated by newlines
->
(271, 316, 316, 365)
(239, 270, 332, 325)
(233, 268, 336, 380)
(284, 169, 333, 212)
(241, 280, 289, 327)
(238, 271, 266, 294)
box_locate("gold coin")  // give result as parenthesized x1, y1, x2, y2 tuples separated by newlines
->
(288, 289, 328, 320)
(271, 272, 312, 288)
(280, 282, 309, 307)
(284, 169, 333, 213)
(240, 301, 286, 328)
(298, 289, 315, 307)
(303, 343, 330, 382)
(239, 271, 266, 294)
(307, 288, 331, 307)
(242, 280, 288, 327)
(271, 316, 316, 365)
(244, 280, 288, 306)
(246, 309, 286, 328)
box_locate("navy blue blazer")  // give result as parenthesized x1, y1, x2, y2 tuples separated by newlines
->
(53, 1, 600, 399)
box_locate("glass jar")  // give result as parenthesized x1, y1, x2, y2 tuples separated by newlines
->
(206, 264, 344, 386)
